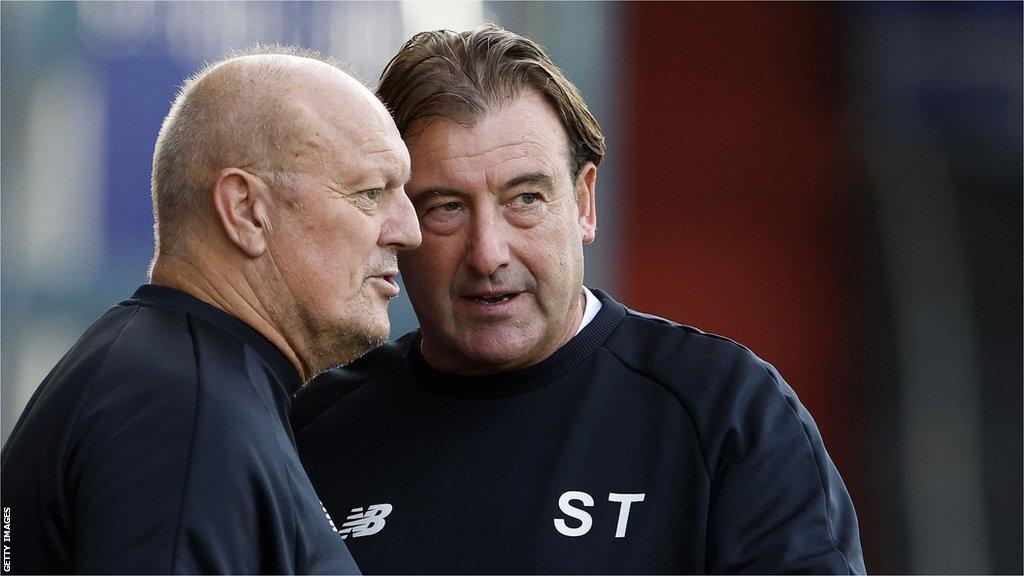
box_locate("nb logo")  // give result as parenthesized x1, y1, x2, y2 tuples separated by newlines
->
(339, 503, 393, 539)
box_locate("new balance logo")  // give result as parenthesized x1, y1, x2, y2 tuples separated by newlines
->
(339, 503, 393, 539)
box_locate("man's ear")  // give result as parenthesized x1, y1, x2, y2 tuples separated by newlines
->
(575, 162, 598, 245)
(211, 168, 272, 259)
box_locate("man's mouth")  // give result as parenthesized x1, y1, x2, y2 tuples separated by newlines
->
(368, 271, 401, 298)
(474, 293, 517, 304)
(458, 290, 524, 318)
(462, 290, 524, 306)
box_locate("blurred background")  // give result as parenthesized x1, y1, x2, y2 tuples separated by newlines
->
(1, 2, 1020, 573)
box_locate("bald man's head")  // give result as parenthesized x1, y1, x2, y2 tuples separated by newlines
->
(148, 44, 419, 380)
(150, 45, 362, 256)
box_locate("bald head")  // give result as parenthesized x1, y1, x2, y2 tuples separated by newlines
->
(151, 46, 378, 258)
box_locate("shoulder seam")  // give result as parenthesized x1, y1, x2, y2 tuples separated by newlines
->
(598, 345, 712, 485)
(624, 310, 755, 349)
(168, 315, 204, 573)
(607, 319, 856, 573)
(756, 361, 855, 574)
(62, 305, 142, 529)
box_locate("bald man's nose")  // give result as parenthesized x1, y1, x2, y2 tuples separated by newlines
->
(380, 190, 421, 250)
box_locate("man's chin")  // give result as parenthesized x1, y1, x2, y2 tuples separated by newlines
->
(310, 319, 390, 373)
(348, 321, 390, 359)
(453, 332, 544, 373)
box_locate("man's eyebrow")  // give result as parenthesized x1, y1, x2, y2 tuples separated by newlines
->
(501, 172, 554, 191)
(398, 165, 413, 186)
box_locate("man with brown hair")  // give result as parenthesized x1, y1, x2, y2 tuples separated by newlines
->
(1, 46, 420, 573)
(294, 25, 865, 574)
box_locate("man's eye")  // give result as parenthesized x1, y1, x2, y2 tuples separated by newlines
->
(420, 200, 465, 232)
(362, 189, 383, 201)
(515, 193, 539, 206)
(420, 201, 463, 220)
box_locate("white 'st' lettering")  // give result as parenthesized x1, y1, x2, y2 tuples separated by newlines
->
(607, 492, 645, 538)
(553, 491, 594, 537)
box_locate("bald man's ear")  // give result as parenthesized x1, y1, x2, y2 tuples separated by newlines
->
(575, 162, 597, 245)
(211, 168, 272, 259)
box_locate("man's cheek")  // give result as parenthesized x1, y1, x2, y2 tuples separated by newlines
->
(402, 247, 451, 282)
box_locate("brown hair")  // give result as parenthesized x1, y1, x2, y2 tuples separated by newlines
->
(377, 24, 606, 177)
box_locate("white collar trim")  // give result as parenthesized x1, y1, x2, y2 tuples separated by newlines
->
(575, 286, 602, 336)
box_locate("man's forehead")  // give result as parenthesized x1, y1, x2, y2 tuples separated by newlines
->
(337, 128, 410, 183)
(281, 80, 405, 168)
(407, 110, 569, 169)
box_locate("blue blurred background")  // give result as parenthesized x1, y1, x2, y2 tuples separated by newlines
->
(2, 2, 1020, 573)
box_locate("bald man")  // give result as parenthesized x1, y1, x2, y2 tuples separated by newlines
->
(0, 46, 419, 574)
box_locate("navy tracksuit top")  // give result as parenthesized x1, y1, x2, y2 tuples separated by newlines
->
(1, 285, 359, 574)
(293, 288, 865, 574)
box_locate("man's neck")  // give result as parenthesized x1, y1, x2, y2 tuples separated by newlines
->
(149, 253, 310, 381)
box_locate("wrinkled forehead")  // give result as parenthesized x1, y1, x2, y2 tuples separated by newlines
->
(282, 85, 410, 183)
(403, 95, 573, 184)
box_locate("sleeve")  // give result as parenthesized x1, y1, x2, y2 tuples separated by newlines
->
(65, 361, 199, 574)
(62, 311, 296, 575)
(704, 357, 866, 575)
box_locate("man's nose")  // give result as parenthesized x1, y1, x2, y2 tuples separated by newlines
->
(380, 190, 422, 250)
(465, 207, 511, 277)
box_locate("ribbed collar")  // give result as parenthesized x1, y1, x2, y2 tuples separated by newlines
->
(407, 288, 627, 398)
(125, 284, 302, 395)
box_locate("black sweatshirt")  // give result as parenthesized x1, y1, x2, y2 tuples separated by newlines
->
(293, 288, 865, 574)
(1, 285, 358, 574)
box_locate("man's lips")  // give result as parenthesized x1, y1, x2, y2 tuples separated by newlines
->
(453, 287, 528, 320)
(460, 290, 524, 305)
(367, 271, 400, 298)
